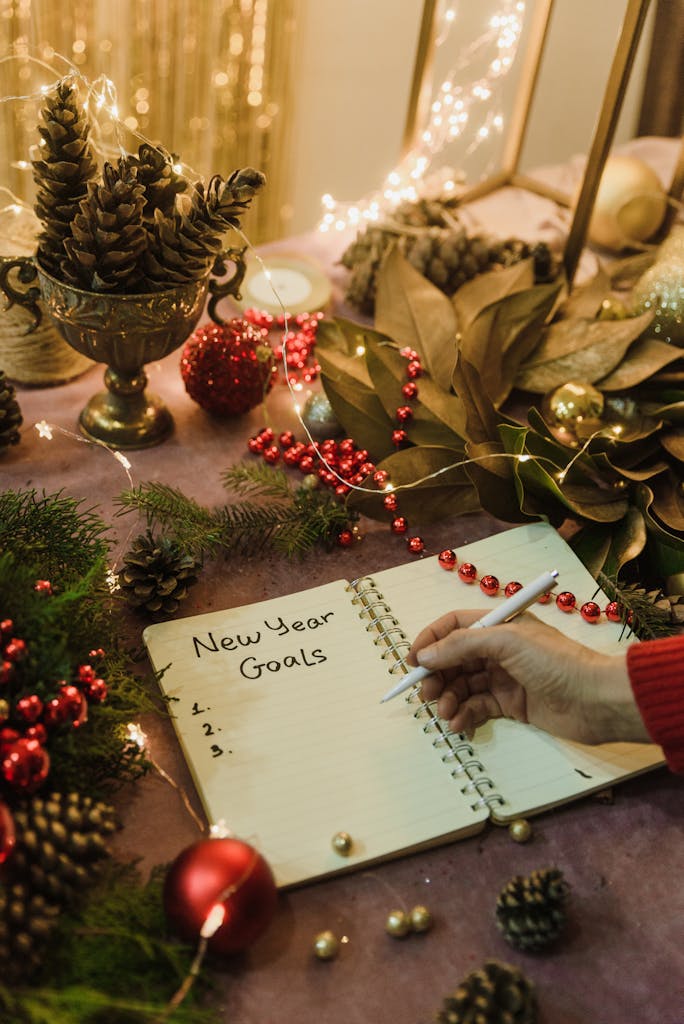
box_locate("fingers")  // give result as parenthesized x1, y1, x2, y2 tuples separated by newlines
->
(446, 692, 507, 740)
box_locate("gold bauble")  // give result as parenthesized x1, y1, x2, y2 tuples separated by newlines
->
(658, 224, 684, 262)
(385, 909, 411, 938)
(409, 904, 433, 933)
(313, 930, 340, 960)
(584, 155, 667, 252)
(331, 831, 353, 856)
(540, 381, 605, 445)
(508, 818, 533, 843)
(631, 256, 684, 346)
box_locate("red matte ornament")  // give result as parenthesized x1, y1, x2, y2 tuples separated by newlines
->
(556, 591, 577, 612)
(479, 574, 500, 597)
(457, 562, 477, 584)
(181, 318, 275, 417)
(163, 837, 278, 955)
(438, 549, 457, 570)
(580, 601, 602, 623)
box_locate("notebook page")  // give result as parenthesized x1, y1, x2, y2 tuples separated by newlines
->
(372, 522, 663, 819)
(143, 580, 487, 888)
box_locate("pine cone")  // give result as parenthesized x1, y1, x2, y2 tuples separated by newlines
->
(10, 791, 118, 906)
(61, 161, 147, 292)
(140, 167, 266, 290)
(119, 532, 201, 616)
(0, 371, 22, 451)
(0, 880, 61, 981)
(435, 960, 537, 1024)
(495, 867, 570, 952)
(32, 79, 98, 276)
(124, 143, 187, 219)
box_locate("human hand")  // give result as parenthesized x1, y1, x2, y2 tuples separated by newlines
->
(407, 610, 648, 745)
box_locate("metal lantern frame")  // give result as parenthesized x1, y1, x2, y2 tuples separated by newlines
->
(403, 0, 684, 286)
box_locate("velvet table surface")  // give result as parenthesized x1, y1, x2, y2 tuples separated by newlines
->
(2, 138, 683, 1024)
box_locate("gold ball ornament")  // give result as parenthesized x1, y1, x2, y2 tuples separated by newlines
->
(313, 930, 340, 960)
(583, 155, 666, 252)
(631, 256, 684, 346)
(409, 904, 433, 933)
(331, 831, 353, 856)
(385, 909, 411, 938)
(540, 381, 604, 445)
(508, 818, 533, 843)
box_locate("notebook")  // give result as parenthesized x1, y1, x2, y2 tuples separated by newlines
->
(143, 522, 663, 888)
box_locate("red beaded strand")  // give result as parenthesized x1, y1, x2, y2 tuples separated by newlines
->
(243, 308, 323, 386)
(437, 548, 627, 625)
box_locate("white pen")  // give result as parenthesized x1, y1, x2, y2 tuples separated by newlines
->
(379, 569, 559, 704)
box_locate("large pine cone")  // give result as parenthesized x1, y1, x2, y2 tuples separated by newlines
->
(0, 881, 61, 980)
(61, 161, 147, 292)
(123, 143, 187, 219)
(140, 167, 265, 290)
(119, 532, 201, 616)
(435, 960, 537, 1024)
(0, 371, 22, 451)
(32, 79, 98, 276)
(10, 791, 117, 906)
(495, 867, 570, 952)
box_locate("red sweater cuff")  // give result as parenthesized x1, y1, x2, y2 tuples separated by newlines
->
(627, 635, 684, 773)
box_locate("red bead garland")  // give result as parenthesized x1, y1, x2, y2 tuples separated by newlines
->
(243, 308, 323, 387)
(437, 549, 629, 626)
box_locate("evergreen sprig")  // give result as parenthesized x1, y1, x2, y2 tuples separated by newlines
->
(597, 573, 681, 641)
(117, 464, 355, 561)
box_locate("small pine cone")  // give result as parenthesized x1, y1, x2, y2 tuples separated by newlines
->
(124, 143, 188, 219)
(496, 867, 570, 952)
(202, 167, 267, 232)
(10, 791, 118, 906)
(62, 162, 147, 292)
(0, 880, 61, 981)
(119, 532, 201, 616)
(32, 79, 99, 276)
(435, 960, 537, 1024)
(0, 371, 22, 451)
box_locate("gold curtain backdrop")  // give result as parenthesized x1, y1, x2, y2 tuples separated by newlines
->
(0, 0, 299, 242)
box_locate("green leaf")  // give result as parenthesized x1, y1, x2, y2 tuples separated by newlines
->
(568, 525, 613, 577)
(515, 310, 654, 393)
(458, 279, 562, 407)
(316, 317, 376, 386)
(321, 372, 394, 461)
(374, 244, 458, 390)
(603, 508, 648, 575)
(347, 446, 479, 524)
(464, 440, 533, 523)
(596, 337, 682, 391)
(452, 259, 536, 332)
(364, 334, 467, 444)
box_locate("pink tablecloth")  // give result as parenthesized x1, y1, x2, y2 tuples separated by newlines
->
(1, 138, 682, 1024)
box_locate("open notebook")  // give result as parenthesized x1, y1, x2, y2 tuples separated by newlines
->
(143, 522, 663, 888)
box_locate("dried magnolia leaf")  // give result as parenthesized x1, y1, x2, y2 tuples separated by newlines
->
(596, 337, 682, 391)
(453, 258, 535, 333)
(660, 429, 684, 463)
(515, 311, 654, 393)
(453, 356, 502, 445)
(316, 317, 376, 387)
(320, 374, 394, 462)
(374, 244, 458, 391)
(560, 265, 611, 320)
(650, 471, 684, 533)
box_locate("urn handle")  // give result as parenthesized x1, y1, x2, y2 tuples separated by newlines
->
(0, 256, 42, 331)
(207, 246, 248, 326)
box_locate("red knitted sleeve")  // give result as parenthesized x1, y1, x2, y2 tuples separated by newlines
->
(626, 635, 684, 773)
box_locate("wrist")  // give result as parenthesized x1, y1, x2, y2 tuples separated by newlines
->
(583, 653, 650, 744)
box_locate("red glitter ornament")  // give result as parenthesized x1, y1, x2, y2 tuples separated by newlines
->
(580, 601, 602, 623)
(556, 591, 577, 613)
(479, 574, 500, 597)
(163, 837, 278, 955)
(504, 581, 523, 597)
(438, 549, 457, 570)
(391, 516, 408, 534)
(407, 536, 425, 554)
(457, 562, 477, 584)
(604, 601, 623, 623)
(181, 318, 275, 417)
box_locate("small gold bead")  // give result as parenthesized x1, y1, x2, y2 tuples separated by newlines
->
(313, 930, 339, 960)
(508, 818, 533, 843)
(331, 831, 353, 856)
(409, 905, 433, 933)
(385, 909, 410, 938)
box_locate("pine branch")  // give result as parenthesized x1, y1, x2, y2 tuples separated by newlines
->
(116, 483, 224, 559)
(596, 573, 679, 640)
(222, 460, 294, 499)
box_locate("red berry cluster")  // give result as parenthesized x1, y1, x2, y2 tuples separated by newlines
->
(437, 549, 627, 625)
(0, 611, 108, 794)
(243, 308, 323, 387)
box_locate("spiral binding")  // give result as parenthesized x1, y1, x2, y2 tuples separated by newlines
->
(348, 576, 505, 813)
